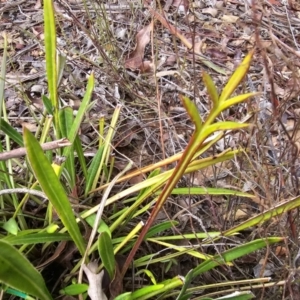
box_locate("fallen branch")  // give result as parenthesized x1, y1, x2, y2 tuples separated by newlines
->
(0, 138, 71, 161)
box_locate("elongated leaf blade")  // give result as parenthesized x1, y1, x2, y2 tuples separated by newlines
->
(219, 50, 254, 102)
(0, 119, 23, 146)
(98, 231, 115, 280)
(0, 240, 52, 300)
(193, 237, 283, 277)
(202, 72, 219, 107)
(62, 73, 94, 160)
(3, 233, 71, 245)
(43, 0, 57, 110)
(23, 128, 86, 255)
(220, 92, 258, 112)
(181, 95, 202, 131)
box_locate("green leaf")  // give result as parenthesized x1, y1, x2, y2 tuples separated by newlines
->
(43, 0, 57, 111)
(85, 145, 104, 195)
(171, 187, 255, 198)
(60, 284, 88, 296)
(42, 95, 53, 115)
(219, 51, 254, 102)
(223, 195, 300, 236)
(74, 135, 87, 179)
(0, 119, 23, 146)
(216, 291, 255, 300)
(181, 96, 202, 131)
(202, 72, 219, 108)
(176, 269, 193, 300)
(59, 107, 75, 186)
(114, 292, 132, 300)
(220, 93, 258, 112)
(62, 73, 94, 161)
(0, 240, 52, 300)
(145, 221, 178, 239)
(3, 233, 71, 245)
(193, 237, 283, 277)
(2, 218, 19, 235)
(98, 231, 115, 280)
(23, 127, 86, 255)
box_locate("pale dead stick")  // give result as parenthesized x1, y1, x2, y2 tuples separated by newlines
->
(0, 138, 71, 161)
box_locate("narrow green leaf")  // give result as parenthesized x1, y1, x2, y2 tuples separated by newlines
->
(0, 33, 8, 122)
(219, 50, 254, 102)
(202, 72, 219, 107)
(171, 187, 255, 198)
(62, 73, 94, 160)
(202, 122, 249, 139)
(42, 95, 53, 114)
(23, 128, 86, 255)
(223, 195, 300, 236)
(0, 240, 52, 300)
(193, 237, 283, 277)
(74, 135, 87, 179)
(3, 233, 71, 245)
(219, 93, 258, 112)
(60, 284, 88, 296)
(85, 145, 104, 195)
(0, 119, 23, 146)
(145, 221, 178, 239)
(43, 0, 57, 111)
(176, 269, 194, 300)
(180, 95, 202, 131)
(59, 107, 75, 186)
(216, 291, 255, 300)
(98, 231, 115, 280)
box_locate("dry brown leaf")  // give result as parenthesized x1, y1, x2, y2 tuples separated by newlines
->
(125, 22, 153, 70)
(202, 7, 218, 17)
(221, 15, 239, 23)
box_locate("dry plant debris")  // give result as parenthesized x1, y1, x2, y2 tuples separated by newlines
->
(1, 0, 300, 298)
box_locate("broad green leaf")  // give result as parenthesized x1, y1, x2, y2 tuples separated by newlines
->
(0, 119, 23, 146)
(0, 240, 52, 300)
(23, 128, 86, 255)
(98, 231, 115, 280)
(60, 284, 88, 296)
(192, 237, 283, 277)
(219, 51, 254, 102)
(202, 72, 219, 108)
(3, 233, 71, 245)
